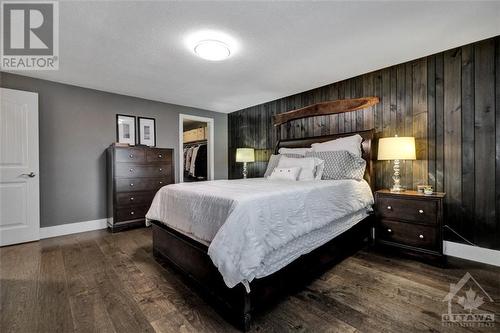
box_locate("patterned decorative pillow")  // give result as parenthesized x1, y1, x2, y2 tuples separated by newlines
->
(305, 151, 366, 180)
(263, 154, 303, 177)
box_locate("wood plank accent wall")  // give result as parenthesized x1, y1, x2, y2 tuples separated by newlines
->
(228, 36, 500, 250)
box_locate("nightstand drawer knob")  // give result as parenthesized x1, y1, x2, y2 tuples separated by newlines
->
(130, 211, 135, 215)
(130, 183, 134, 187)
(418, 209, 424, 214)
(130, 197, 134, 201)
(419, 234, 424, 239)
(387, 228, 392, 233)
(387, 206, 392, 210)
(129, 154, 134, 158)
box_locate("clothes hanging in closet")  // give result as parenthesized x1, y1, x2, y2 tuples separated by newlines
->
(183, 142, 207, 180)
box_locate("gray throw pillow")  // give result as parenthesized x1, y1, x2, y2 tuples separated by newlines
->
(263, 154, 303, 177)
(305, 151, 366, 180)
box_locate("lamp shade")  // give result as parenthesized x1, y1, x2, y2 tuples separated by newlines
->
(236, 148, 255, 162)
(378, 137, 416, 160)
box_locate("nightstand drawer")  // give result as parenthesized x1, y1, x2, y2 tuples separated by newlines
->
(377, 219, 438, 251)
(376, 196, 437, 224)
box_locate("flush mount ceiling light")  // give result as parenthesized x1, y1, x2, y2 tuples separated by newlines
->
(194, 40, 230, 61)
(185, 30, 238, 62)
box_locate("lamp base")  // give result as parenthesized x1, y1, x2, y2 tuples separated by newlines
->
(390, 186, 405, 192)
(242, 162, 248, 179)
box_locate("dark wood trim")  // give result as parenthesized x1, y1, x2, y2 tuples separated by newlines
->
(272, 97, 379, 126)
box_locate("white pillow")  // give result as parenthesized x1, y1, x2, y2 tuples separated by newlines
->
(277, 156, 317, 181)
(311, 134, 363, 157)
(268, 167, 301, 180)
(278, 147, 312, 156)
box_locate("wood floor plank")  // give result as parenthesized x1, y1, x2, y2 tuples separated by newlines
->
(59, 235, 117, 333)
(75, 233, 156, 333)
(0, 242, 41, 333)
(2, 228, 499, 332)
(36, 239, 75, 333)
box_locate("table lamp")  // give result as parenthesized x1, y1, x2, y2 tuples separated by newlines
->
(378, 136, 416, 192)
(236, 148, 255, 179)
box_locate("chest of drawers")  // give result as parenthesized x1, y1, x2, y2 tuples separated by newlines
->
(107, 145, 174, 232)
(374, 189, 446, 262)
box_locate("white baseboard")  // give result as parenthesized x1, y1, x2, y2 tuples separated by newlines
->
(40, 219, 108, 239)
(443, 241, 500, 267)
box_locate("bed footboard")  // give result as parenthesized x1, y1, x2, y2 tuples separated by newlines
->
(152, 214, 373, 331)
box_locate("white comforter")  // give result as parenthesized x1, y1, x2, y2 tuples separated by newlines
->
(146, 178, 373, 291)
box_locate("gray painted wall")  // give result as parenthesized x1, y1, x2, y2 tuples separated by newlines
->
(1, 73, 228, 228)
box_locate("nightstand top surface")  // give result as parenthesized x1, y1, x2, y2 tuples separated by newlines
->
(376, 189, 445, 198)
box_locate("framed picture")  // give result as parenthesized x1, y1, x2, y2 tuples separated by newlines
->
(116, 114, 136, 145)
(138, 117, 156, 147)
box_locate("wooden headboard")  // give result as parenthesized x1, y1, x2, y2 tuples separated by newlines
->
(272, 97, 379, 191)
(276, 130, 375, 190)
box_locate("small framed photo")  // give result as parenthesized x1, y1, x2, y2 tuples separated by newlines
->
(116, 114, 136, 145)
(138, 117, 156, 147)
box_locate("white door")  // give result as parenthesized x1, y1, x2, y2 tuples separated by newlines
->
(0, 88, 40, 246)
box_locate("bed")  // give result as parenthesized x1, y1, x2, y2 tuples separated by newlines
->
(148, 98, 379, 331)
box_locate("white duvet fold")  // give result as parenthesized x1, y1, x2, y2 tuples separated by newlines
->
(146, 178, 374, 290)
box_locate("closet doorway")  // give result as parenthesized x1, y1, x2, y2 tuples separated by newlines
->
(179, 114, 214, 182)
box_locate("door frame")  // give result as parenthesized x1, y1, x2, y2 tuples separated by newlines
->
(179, 114, 214, 182)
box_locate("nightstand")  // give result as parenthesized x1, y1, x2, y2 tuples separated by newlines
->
(374, 189, 446, 262)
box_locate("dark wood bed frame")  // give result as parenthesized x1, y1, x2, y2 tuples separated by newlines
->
(151, 98, 379, 331)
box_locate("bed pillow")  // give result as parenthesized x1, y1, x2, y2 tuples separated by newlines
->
(278, 147, 312, 156)
(263, 153, 304, 177)
(277, 156, 318, 181)
(311, 134, 363, 157)
(268, 167, 301, 181)
(305, 151, 366, 180)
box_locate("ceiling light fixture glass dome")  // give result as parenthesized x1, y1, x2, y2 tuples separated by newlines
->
(194, 40, 231, 61)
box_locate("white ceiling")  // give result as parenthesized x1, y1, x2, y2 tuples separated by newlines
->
(8, 1, 500, 113)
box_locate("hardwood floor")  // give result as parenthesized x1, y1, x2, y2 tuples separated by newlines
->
(1, 228, 499, 332)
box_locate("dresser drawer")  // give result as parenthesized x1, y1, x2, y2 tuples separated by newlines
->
(115, 147, 145, 163)
(115, 205, 149, 222)
(146, 149, 172, 163)
(376, 196, 437, 224)
(115, 164, 171, 178)
(116, 178, 171, 192)
(116, 191, 156, 207)
(377, 219, 438, 251)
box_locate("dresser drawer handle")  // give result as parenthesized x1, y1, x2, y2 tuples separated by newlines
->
(159, 168, 163, 172)
(387, 228, 392, 233)
(130, 197, 134, 201)
(130, 211, 135, 215)
(129, 168, 134, 172)
(418, 209, 424, 214)
(387, 206, 392, 210)
(129, 154, 134, 158)
(158, 154, 163, 158)
(130, 183, 134, 187)
(419, 234, 424, 239)
(159, 181, 163, 185)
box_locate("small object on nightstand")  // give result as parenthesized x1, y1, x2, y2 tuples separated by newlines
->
(424, 185, 433, 195)
(374, 189, 446, 263)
